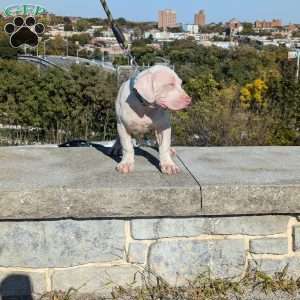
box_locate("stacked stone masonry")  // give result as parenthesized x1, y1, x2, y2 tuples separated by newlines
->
(1, 215, 300, 296)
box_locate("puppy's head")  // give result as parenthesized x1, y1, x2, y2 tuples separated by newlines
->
(135, 66, 191, 111)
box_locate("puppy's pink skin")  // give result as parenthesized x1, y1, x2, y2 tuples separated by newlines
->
(114, 65, 191, 175)
(135, 67, 191, 110)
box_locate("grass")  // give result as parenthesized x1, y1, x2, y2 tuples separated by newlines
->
(41, 266, 300, 300)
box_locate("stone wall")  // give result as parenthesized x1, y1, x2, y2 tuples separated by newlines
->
(1, 147, 299, 297)
(1, 215, 300, 296)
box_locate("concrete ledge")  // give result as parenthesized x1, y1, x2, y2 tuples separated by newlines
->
(0, 147, 201, 219)
(0, 146, 299, 219)
(177, 147, 300, 215)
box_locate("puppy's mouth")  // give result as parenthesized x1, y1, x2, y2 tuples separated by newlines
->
(157, 98, 192, 111)
(157, 102, 168, 110)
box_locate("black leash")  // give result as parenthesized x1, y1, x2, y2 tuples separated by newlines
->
(99, 0, 138, 67)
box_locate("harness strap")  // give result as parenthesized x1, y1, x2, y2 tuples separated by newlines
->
(130, 74, 151, 106)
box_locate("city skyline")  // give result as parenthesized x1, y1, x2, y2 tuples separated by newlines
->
(0, 0, 300, 24)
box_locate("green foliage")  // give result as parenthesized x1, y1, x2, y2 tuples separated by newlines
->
(0, 25, 18, 59)
(113, 55, 129, 66)
(43, 36, 69, 56)
(200, 23, 225, 34)
(147, 41, 299, 146)
(48, 15, 65, 26)
(240, 22, 256, 35)
(115, 17, 127, 26)
(71, 33, 91, 46)
(292, 31, 300, 38)
(75, 19, 90, 32)
(0, 34, 299, 146)
(131, 43, 160, 66)
(94, 28, 105, 37)
(0, 60, 117, 145)
(172, 75, 259, 146)
(240, 79, 268, 111)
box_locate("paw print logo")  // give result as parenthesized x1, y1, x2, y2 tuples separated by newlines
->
(4, 16, 45, 48)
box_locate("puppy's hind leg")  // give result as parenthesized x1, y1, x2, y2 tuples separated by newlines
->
(110, 137, 122, 157)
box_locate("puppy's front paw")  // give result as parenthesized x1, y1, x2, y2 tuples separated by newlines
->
(116, 161, 134, 174)
(160, 161, 180, 175)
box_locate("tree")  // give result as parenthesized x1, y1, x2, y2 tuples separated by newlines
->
(292, 31, 300, 38)
(200, 23, 225, 34)
(240, 79, 268, 111)
(113, 55, 128, 66)
(76, 19, 90, 32)
(0, 60, 118, 144)
(116, 18, 127, 26)
(0, 17, 18, 59)
(71, 33, 91, 46)
(64, 17, 73, 31)
(0, 32, 18, 59)
(92, 48, 103, 60)
(240, 22, 255, 35)
(45, 36, 68, 56)
(131, 43, 159, 65)
(0, 39, 299, 146)
(266, 75, 300, 145)
(94, 28, 105, 37)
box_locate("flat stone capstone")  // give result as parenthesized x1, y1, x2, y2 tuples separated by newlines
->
(0, 146, 300, 219)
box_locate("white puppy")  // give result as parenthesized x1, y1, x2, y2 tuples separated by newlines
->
(114, 65, 191, 175)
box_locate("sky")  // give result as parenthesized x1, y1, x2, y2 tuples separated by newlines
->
(1, 0, 300, 24)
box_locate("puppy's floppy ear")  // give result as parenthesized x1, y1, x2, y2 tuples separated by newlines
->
(135, 71, 156, 104)
(174, 73, 183, 85)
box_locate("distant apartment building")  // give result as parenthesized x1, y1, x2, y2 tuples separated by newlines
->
(199, 41, 239, 49)
(288, 24, 298, 32)
(158, 9, 177, 30)
(183, 24, 199, 34)
(48, 27, 83, 38)
(194, 10, 206, 26)
(144, 29, 223, 43)
(255, 19, 283, 29)
(69, 17, 81, 24)
(226, 18, 243, 35)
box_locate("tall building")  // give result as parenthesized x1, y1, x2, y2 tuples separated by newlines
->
(194, 10, 206, 26)
(158, 9, 177, 30)
(226, 19, 244, 36)
(255, 19, 283, 29)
